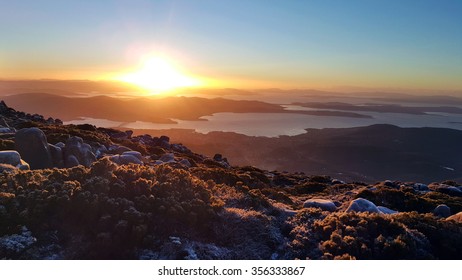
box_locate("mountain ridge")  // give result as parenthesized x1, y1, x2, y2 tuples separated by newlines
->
(2, 93, 372, 123)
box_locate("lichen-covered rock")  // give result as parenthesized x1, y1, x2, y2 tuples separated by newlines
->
(17, 159, 30, 170)
(122, 151, 142, 161)
(65, 155, 80, 168)
(108, 145, 132, 154)
(63, 136, 96, 167)
(94, 144, 108, 158)
(119, 154, 143, 165)
(179, 158, 192, 167)
(55, 142, 65, 149)
(15, 127, 53, 169)
(414, 183, 430, 192)
(434, 184, 462, 197)
(0, 150, 21, 166)
(0, 127, 15, 133)
(346, 198, 380, 213)
(159, 153, 175, 163)
(303, 198, 337, 212)
(48, 143, 64, 168)
(108, 154, 142, 165)
(377, 206, 398, 215)
(433, 204, 451, 218)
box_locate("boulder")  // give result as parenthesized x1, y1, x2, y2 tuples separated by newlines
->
(280, 208, 298, 217)
(413, 183, 429, 192)
(95, 144, 108, 158)
(63, 136, 96, 167)
(15, 127, 52, 169)
(108, 154, 142, 165)
(48, 144, 64, 168)
(212, 154, 231, 168)
(346, 198, 380, 213)
(179, 158, 192, 167)
(119, 154, 143, 165)
(446, 212, 462, 223)
(303, 198, 337, 212)
(382, 180, 399, 188)
(159, 135, 170, 143)
(65, 155, 80, 168)
(0, 117, 9, 127)
(108, 155, 121, 165)
(158, 135, 170, 146)
(17, 159, 30, 170)
(214, 153, 230, 164)
(377, 206, 398, 215)
(0, 127, 15, 133)
(171, 144, 191, 153)
(108, 145, 132, 154)
(122, 151, 142, 161)
(55, 142, 66, 149)
(133, 134, 153, 145)
(0, 151, 30, 170)
(159, 153, 175, 163)
(0, 150, 21, 166)
(110, 130, 132, 139)
(332, 179, 346, 185)
(433, 204, 451, 218)
(436, 184, 462, 197)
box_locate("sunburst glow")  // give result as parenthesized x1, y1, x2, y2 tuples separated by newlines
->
(118, 57, 201, 92)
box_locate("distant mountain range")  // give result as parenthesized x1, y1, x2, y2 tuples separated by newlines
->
(2, 92, 370, 123)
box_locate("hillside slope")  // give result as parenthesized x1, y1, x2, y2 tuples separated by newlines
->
(126, 125, 462, 183)
(0, 101, 461, 259)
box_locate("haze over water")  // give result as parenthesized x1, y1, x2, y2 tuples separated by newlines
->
(66, 94, 462, 137)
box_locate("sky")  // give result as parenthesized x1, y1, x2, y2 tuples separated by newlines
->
(1, 0, 462, 91)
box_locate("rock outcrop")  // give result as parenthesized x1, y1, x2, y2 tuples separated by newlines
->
(433, 204, 451, 218)
(0, 150, 29, 170)
(15, 127, 53, 169)
(63, 136, 96, 167)
(377, 206, 398, 215)
(0, 150, 21, 166)
(48, 143, 64, 168)
(346, 198, 380, 213)
(303, 198, 337, 212)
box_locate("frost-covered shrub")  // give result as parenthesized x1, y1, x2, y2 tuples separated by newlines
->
(286, 210, 462, 260)
(293, 182, 327, 194)
(0, 226, 36, 258)
(357, 186, 462, 213)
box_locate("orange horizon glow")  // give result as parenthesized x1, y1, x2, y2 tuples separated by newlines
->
(2, 70, 462, 95)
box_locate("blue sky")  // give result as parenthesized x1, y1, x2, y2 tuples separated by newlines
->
(1, 0, 461, 90)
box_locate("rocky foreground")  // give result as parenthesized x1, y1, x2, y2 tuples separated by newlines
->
(0, 101, 461, 259)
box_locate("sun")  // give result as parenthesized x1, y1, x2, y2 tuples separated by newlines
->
(117, 56, 202, 93)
